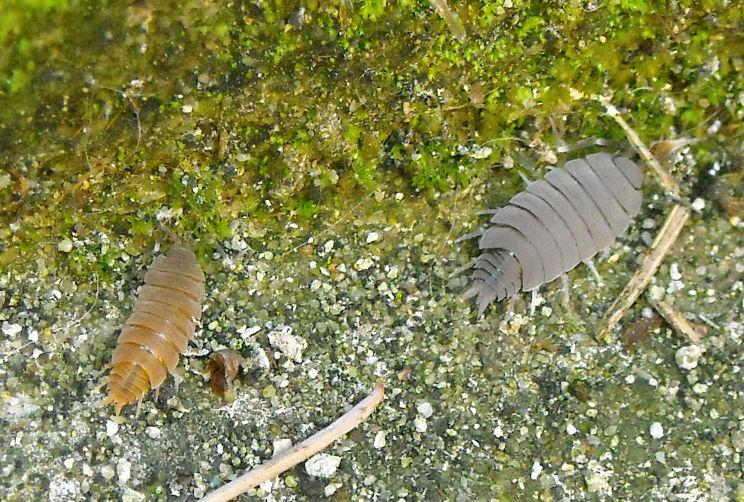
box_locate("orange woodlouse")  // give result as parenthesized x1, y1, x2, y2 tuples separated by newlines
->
(102, 243, 206, 415)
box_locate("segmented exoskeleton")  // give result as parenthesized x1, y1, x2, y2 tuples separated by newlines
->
(102, 243, 205, 414)
(459, 152, 643, 314)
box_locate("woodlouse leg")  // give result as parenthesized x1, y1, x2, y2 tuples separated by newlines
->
(153, 386, 160, 403)
(585, 259, 604, 287)
(449, 258, 476, 279)
(93, 376, 109, 393)
(529, 290, 538, 316)
(171, 369, 184, 396)
(560, 274, 570, 305)
(135, 396, 143, 418)
(506, 295, 516, 316)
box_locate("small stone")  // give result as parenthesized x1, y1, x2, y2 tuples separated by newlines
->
(691, 197, 706, 212)
(374, 430, 387, 449)
(692, 383, 708, 394)
(566, 424, 577, 435)
(323, 240, 334, 253)
(1, 322, 22, 337)
(325, 483, 342, 496)
(284, 475, 298, 488)
(100, 465, 115, 480)
(82, 464, 93, 477)
(354, 257, 374, 271)
(262, 385, 277, 398)
(413, 416, 427, 433)
(63, 458, 74, 469)
(584, 470, 610, 494)
(268, 326, 307, 362)
(531, 461, 543, 480)
(106, 420, 119, 437)
(145, 426, 161, 439)
(366, 232, 379, 244)
(122, 488, 146, 502)
(676, 345, 703, 370)
(117, 458, 131, 485)
(469, 146, 492, 159)
(669, 263, 682, 281)
(649, 285, 665, 301)
(58, 239, 74, 253)
(182, 104, 193, 114)
(650, 422, 664, 439)
(273, 438, 292, 457)
(305, 454, 341, 478)
(416, 402, 434, 418)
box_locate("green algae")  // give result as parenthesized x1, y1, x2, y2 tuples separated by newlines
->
(1, 1, 744, 501)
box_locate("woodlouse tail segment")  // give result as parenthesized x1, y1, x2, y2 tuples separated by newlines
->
(100, 393, 126, 416)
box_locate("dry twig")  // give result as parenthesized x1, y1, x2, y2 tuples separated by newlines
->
(652, 299, 706, 343)
(198, 382, 385, 502)
(600, 204, 690, 339)
(429, 0, 467, 42)
(599, 98, 682, 198)
(595, 97, 692, 340)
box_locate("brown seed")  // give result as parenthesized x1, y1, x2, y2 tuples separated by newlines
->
(207, 349, 245, 397)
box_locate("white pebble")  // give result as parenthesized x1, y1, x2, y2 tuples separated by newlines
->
(669, 263, 682, 281)
(1, 322, 22, 337)
(414, 416, 428, 433)
(272, 438, 292, 457)
(373, 430, 387, 449)
(354, 257, 374, 271)
(122, 488, 146, 502)
(691, 197, 706, 212)
(675, 345, 703, 370)
(692, 383, 708, 394)
(106, 420, 119, 437)
(566, 424, 577, 435)
(145, 426, 161, 439)
(305, 454, 341, 478)
(324, 482, 342, 496)
(181, 104, 193, 114)
(116, 458, 131, 485)
(100, 465, 115, 481)
(366, 232, 380, 244)
(650, 422, 664, 439)
(267, 325, 307, 363)
(63, 458, 75, 469)
(58, 239, 74, 253)
(416, 402, 434, 419)
(530, 461, 543, 480)
(323, 240, 334, 253)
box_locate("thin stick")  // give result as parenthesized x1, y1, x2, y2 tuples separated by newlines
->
(600, 204, 690, 339)
(429, 0, 467, 42)
(651, 299, 705, 343)
(599, 97, 682, 198)
(198, 383, 385, 502)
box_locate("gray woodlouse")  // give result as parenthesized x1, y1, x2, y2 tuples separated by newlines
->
(459, 152, 643, 314)
(102, 243, 206, 415)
